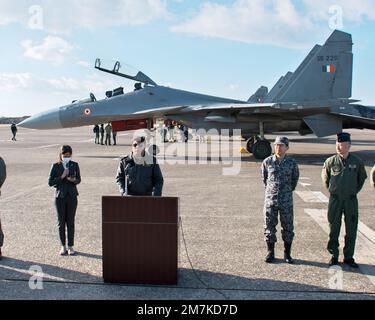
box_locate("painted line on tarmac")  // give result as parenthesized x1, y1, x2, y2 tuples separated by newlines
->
(27, 144, 61, 150)
(73, 139, 94, 143)
(299, 182, 312, 187)
(304, 209, 375, 287)
(1, 184, 46, 203)
(296, 191, 329, 203)
(0, 140, 25, 143)
(0, 265, 69, 283)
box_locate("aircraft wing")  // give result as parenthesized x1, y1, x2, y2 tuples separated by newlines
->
(186, 101, 338, 115)
(189, 103, 277, 111)
(330, 112, 375, 126)
(133, 105, 189, 115)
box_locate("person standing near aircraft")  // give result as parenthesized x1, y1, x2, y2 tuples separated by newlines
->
(112, 130, 117, 146)
(48, 146, 81, 256)
(168, 121, 175, 142)
(116, 136, 163, 196)
(93, 125, 100, 144)
(182, 124, 189, 143)
(11, 123, 17, 141)
(322, 133, 367, 268)
(105, 123, 112, 146)
(262, 137, 299, 264)
(100, 124, 105, 145)
(0, 156, 6, 260)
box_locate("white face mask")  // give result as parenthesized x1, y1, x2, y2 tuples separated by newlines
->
(62, 158, 71, 168)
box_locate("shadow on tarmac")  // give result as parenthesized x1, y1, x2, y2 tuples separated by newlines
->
(1, 258, 374, 298)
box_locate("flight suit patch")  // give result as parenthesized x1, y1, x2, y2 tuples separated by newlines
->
(331, 166, 342, 176)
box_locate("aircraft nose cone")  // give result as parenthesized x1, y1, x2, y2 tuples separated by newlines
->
(19, 108, 62, 130)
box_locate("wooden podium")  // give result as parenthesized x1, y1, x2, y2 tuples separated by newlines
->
(102, 196, 179, 285)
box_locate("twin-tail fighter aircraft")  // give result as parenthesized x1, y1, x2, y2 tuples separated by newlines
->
(19, 30, 375, 159)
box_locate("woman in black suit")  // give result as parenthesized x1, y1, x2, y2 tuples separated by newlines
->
(48, 145, 81, 256)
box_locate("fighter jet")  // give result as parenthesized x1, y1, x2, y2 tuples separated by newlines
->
(19, 30, 375, 159)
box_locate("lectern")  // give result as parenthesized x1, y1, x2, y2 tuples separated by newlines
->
(102, 196, 179, 285)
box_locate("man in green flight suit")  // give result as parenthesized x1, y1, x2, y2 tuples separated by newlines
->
(322, 133, 367, 268)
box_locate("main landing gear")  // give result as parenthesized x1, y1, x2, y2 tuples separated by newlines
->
(245, 122, 272, 160)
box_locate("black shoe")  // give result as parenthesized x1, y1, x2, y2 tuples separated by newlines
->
(343, 258, 359, 268)
(329, 257, 339, 266)
(284, 242, 294, 264)
(265, 243, 275, 263)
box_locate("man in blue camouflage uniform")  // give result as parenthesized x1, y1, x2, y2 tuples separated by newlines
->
(261, 136, 299, 264)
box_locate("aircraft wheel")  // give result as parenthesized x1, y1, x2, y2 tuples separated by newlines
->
(253, 140, 272, 160)
(246, 137, 255, 154)
(242, 134, 251, 141)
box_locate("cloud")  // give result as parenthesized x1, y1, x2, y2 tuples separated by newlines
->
(0, 72, 124, 116)
(76, 60, 91, 68)
(0, 0, 168, 32)
(302, 0, 375, 23)
(46, 74, 120, 95)
(21, 36, 75, 65)
(0, 72, 120, 98)
(171, 0, 375, 49)
(228, 83, 240, 92)
(0, 73, 33, 91)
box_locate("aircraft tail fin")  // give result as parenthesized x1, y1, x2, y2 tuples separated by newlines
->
(248, 86, 268, 103)
(265, 72, 294, 103)
(272, 30, 353, 103)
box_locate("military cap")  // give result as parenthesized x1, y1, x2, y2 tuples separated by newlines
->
(274, 136, 289, 147)
(337, 132, 351, 143)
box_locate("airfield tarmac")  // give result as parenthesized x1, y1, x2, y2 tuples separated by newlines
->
(0, 125, 375, 300)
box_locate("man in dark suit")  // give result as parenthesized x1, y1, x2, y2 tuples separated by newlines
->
(48, 146, 81, 256)
(116, 136, 163, 197)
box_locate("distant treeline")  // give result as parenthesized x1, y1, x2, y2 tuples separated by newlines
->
(0, 116, 30, 124)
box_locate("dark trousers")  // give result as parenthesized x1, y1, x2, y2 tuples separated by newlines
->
(55, 195, 77, 247)
(0, 220, 4, 248)
(105, 134, 111, 145)
(95, 133, 100, 144)
(100, 133, 104, 145)
(327, 196, 358, 260)
(12, 131, 17, 141)
(113, 134, 117, 145)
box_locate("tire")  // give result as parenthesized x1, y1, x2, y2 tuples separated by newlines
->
(242, 134, 251, 141)
(253, 140, 272, 160)
(246, 137, 255, 154)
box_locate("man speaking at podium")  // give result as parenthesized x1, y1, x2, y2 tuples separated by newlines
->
(116, 136, 164, 197)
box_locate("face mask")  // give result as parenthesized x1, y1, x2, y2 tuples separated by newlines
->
(62, 158, 71, 167)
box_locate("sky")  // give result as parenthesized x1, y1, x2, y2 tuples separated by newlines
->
(0, 0, 375, 117)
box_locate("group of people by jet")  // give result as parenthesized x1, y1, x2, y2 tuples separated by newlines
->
(0, 132, 375, 269)
(162, 120, 189, 143)
(93, 124, 117, 146)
